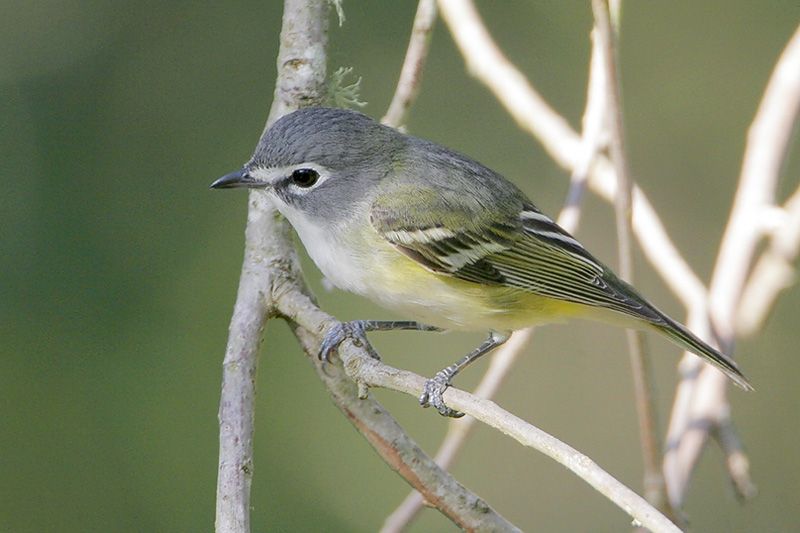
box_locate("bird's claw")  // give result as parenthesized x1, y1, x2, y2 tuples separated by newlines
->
(319, 320, 380, 362)
(419, 370, 464, 418)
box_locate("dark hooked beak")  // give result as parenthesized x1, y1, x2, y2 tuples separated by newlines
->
(209, 168, 268, 189)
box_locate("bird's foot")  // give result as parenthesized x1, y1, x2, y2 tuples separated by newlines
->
(319, 320, 380, 362)
(419, 367, 464, 418)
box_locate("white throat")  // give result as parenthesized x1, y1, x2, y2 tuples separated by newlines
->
(273, 198, 368, 294)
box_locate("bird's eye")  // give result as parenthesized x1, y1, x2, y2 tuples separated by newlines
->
(290, 168, 319, 188)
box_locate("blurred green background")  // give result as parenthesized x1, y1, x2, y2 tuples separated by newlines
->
(2, 1, 799, 531)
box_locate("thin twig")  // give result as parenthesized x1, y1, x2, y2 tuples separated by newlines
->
(591, 0, 667, 515)
(664, 362, 729, 509)
(214, 1, 329, 531)
(276, 285, 680, 533)
(737, 186, 800, 336)
(560, 25, 607, 232)
(592, 2, 634, 275)
(664, 23, 800, 509)
(382, 0, 437, 129)
(381, 329, 535, 533)
(714, 414, 758, 501)
(281, 302, 520, 531)
(709, 24, 800, 343)
(734, 24, 800, 336)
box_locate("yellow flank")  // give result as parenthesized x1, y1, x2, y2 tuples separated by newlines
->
(351, 225, 586, 332)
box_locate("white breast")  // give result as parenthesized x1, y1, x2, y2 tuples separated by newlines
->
(277, 203, 369, 294)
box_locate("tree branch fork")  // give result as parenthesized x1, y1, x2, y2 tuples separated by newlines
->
(272, 260, 680, 532)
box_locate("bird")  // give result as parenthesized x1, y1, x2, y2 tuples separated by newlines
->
(212, 106, 751, 417)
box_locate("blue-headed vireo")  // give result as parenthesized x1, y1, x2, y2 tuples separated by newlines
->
(212, 107, 751, 417)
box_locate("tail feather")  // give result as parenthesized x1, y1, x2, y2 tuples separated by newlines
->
(601, 273, 753, 390)
(650, 314, 753, 391)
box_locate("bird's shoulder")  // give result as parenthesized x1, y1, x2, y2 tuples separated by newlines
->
(374, 136, 526, 227)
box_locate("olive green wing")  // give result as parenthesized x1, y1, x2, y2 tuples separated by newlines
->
(370, 193, 752, 390)
(370, 191, 651, 319)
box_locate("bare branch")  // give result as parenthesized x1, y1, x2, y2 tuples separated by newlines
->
(664, 23, 800, 510)
(591, 0, 667, 514)
(381, 328, 536, 533)
(215, 199, 306, 533)
(348, 345, 679, 531)
(709, 23, 800, 342)
(276, 285, 523, 531)
(591, 2, 634, 276)
(215, 2, 330, 531)
(277, 287, 679, 532)
(560, 25, 607, 232)
(734, 24, 800, 336)
(738, 186, 800, 336)
(382, 0, 438, 129)
(715, 415, 758, 501)
(664, 364, 728, 509)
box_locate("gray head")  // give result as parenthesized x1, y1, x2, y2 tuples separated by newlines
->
(211, 107, 403, 224)
(212, 106, 529, 232)
(252, 107, 400, 170)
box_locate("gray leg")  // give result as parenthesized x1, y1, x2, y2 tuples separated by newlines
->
(419, 332, 510, 418)
(319, 320, 441, 362)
